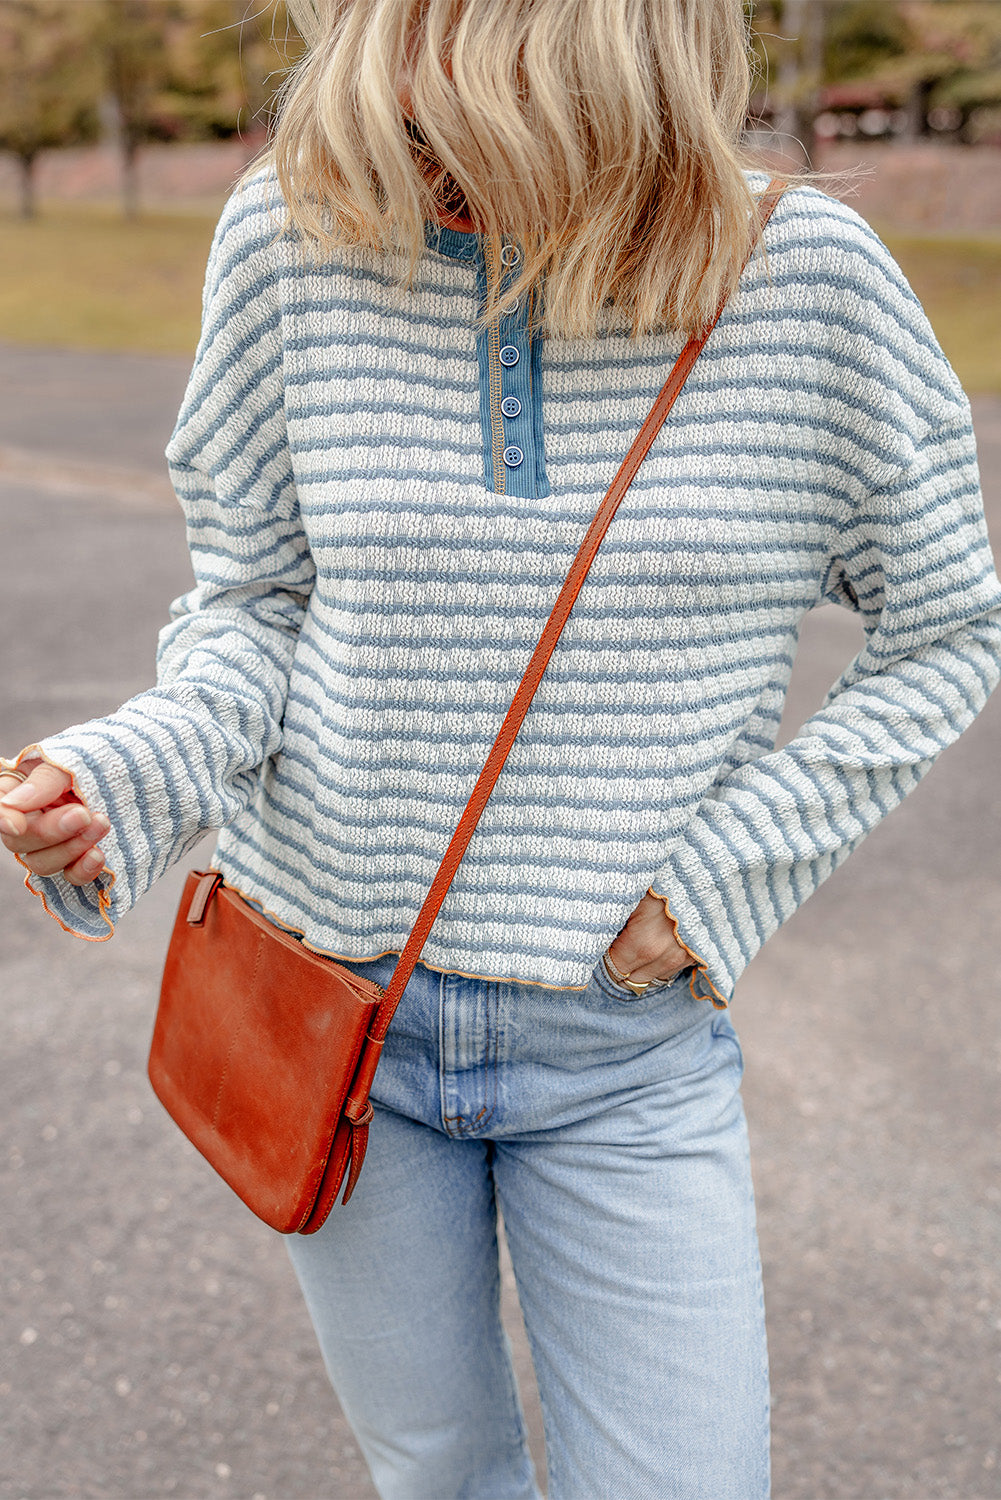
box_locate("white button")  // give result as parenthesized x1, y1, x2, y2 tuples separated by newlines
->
(499, 345, 520, 366)
(503, 445, 524, 468)
(501, 396, 522, 418)
(500, 245, 521, 266)
(501, 298, 519, 315)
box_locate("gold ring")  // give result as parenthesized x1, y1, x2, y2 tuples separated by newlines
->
(0, 768, 28, 783)
(602, 951, 654, 996)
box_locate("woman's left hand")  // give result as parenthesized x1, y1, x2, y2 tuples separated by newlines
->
(605, 891, 692, 987)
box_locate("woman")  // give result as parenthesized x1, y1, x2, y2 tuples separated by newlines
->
(3, 1, 1000, 1496)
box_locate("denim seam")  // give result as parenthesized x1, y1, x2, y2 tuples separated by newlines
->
(479, 979, 500, 1133)
(441, 980, 501, 1137)
(740, 1120, 772, 1500)
(437, 965, 458, 1137)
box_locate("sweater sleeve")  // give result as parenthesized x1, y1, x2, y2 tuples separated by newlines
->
(652, 234, 1001, 1007)
(10, 180, 314, 939)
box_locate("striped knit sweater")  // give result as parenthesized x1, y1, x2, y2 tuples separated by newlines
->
(12, 168, 1001, 1005)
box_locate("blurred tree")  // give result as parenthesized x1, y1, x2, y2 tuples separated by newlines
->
(98, 0, 174, 220)
(0, 0, 304, 220)
(749, 0, 1001, 146)
(824, 0, 910, 81)
(0, 0, 103, 218)
(904, 2, 1001, 141)
(764, 0, 829, 164)
(95, 0, 304, 218)
(155, 1, 304, 145)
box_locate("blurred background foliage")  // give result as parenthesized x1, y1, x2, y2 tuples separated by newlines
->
(749, 0, 1001, 158)
(0, 0, 305, 217)
(4, 0, 1001, 218)
(0, 0, 999, 391)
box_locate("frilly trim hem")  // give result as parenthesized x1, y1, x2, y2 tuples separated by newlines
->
(212, 873, 596, 993)
(1, 747, 116, 943)
(646, 884, 729, 1010)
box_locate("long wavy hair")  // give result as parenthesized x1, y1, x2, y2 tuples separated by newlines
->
(250, 0, 770, 339)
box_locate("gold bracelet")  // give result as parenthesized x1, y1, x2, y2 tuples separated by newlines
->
(602, 949, 681, 996)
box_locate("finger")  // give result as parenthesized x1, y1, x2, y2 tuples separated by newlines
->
(18, 830, 108, 880)
(63, 845, 109, 887)
(0, 759, 44, 801)
(0, 804, 30, 838)
(0, 770, 32, 834)
(0, 760, 74, 816)
(3, 811, 107, 860)
(19, 834, 108, 876)
(1, 802, 96, 852)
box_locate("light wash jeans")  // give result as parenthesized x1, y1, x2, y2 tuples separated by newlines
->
(285, 952, 770, 1500)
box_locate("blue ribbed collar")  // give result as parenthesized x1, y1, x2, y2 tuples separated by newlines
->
(424, 220, 481, 261)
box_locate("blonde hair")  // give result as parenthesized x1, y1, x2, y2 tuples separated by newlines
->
(250, 0, 770, 339)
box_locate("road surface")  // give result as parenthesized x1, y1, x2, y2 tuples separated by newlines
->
(1, 344, 1000, 1500)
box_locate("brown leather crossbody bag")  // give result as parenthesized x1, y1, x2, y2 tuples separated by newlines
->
(148, 182, 785, 1235)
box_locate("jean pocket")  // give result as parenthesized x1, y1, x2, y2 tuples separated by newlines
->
(591, 954, 695, 1004)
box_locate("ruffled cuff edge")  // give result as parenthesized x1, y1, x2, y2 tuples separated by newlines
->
(646, 883, 730, 1010)
(1, 745, 117, 942)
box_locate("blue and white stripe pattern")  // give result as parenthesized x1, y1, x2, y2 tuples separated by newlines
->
(23, 168, 1001, 1004)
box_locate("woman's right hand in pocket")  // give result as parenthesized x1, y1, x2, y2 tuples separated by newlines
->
(0, 759, 110, 886)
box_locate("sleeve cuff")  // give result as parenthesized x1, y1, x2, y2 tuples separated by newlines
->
(647, 862, 737, 1010)
(2, 743, 119, 942)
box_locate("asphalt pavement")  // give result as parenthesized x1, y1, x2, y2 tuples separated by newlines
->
(1, 341, 1000, 1500)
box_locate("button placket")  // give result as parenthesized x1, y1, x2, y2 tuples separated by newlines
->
(473, 236, 549, 497)
(497, 247, 530, 475)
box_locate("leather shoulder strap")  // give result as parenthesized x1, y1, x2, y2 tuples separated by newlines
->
(371, 177, 786, 1032)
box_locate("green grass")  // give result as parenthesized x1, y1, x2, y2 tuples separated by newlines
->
(2, 205, 1000, 393)
(0, 205, 218, 356)
(879, 229, 1001, 396)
